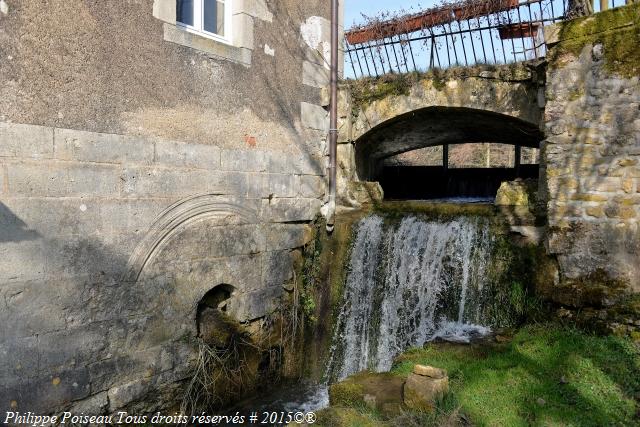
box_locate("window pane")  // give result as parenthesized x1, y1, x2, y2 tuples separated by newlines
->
(203, 0, 224, 36)
(176, 0, 194, 26)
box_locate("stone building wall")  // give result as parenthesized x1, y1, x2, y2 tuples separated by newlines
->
(0, 0, 336, 414)
(542, 4, 640, 305)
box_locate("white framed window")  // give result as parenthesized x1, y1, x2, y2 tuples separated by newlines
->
(176, 0, 232, 44)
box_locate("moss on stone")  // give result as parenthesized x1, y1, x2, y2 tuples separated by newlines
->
(556, 3, 639, 42)
(315, 407, 383, 427)
(481, 237, 551, 327)
(495, 179, 538, 207)
(345, 62, 536, 110)
(549, 3, 640, 77)
(328, 370, 405, 412)
(374, 200, 496, 219)
(431, 69, 447, 91)
(300, 211, 368, 380)
(552, 268, 631, 309)
(199, 310, 246, 348)
(329, 381, 367, 407)
(347, 73, 415, 110)
(568, 87, 584, 101)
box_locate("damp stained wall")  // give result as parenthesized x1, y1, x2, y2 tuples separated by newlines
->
(0, 0, 342, 414)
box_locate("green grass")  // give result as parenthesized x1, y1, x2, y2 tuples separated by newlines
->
(320, 324, 640, 426)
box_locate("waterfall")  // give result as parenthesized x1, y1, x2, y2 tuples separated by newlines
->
(326, 214, 494, 382)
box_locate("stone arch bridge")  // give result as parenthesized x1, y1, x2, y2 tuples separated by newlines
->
(334, 64, 545, 181)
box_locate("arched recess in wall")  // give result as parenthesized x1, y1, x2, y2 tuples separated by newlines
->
(197, 284, 237, 343)
(354, 106, 543, 180)
(122, 194, 259, 283)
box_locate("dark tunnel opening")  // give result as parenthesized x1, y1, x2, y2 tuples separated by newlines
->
(355, 107, 543, 201)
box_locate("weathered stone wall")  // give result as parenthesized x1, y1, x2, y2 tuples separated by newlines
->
(0, 0, 334, 415)
(0, 123, 325, 413)
(542, 4, 640, 302)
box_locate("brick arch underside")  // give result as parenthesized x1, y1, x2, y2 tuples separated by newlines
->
(355, 106, 543, 179)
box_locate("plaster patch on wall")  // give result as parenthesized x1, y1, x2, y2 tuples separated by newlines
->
(120, 105, 300, 151)
(301, 16, 330, 69)
(264, 44, 275, 56)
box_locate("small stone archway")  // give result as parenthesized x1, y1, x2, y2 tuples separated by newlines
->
(196, 284, 239, 345)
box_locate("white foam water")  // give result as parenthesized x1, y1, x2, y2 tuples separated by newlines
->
(326, 214, 494, 381)
(281, 385, 329, 413)
(430, 319, 491, 344)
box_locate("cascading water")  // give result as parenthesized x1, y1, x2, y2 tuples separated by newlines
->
(234, 211, 516, 414)
(326, 214, 494, 382)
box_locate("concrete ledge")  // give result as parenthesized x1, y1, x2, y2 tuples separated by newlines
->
(221, 148, 267, 172)
(4, 161, 121, 198)
(0, 122, 53, 159)
(155, 140, 221, 169)
(119, 167, 247, 198)
(54, 128, 154, 165)
(163, 23, 251, 66)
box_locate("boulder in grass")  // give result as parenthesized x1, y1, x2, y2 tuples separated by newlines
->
(403, 364, 449, 411)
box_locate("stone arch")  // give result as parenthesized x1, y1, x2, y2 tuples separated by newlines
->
(354, 106, 544, 180)
(122, 194, 259, 283)
(345, 69, 542, 145)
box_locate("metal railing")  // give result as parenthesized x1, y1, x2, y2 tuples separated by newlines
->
(344, 0, 627, 78)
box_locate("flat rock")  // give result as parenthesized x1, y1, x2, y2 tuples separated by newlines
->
(413, 364, 446, 379)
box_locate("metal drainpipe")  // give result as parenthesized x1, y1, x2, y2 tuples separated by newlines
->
(327, 0, 339, 233)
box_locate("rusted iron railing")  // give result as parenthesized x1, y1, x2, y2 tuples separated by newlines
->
(344, 0, 626, 78)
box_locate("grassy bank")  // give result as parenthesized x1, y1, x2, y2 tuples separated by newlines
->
(317, 324, 640, 426)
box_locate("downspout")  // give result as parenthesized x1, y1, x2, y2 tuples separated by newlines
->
(327, 0, 339, 232)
